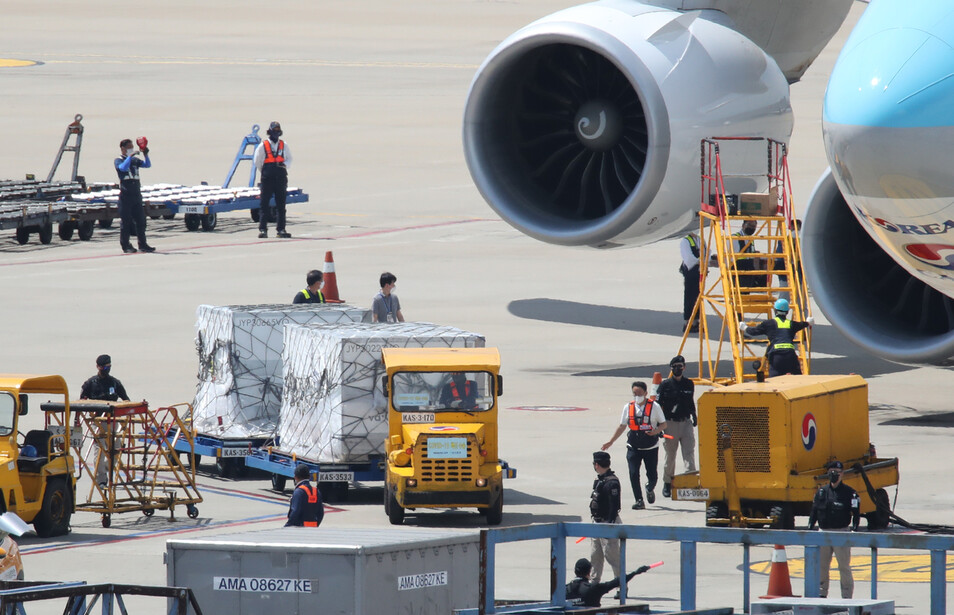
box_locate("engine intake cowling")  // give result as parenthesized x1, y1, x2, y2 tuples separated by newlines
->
(463, 1, 792, 248)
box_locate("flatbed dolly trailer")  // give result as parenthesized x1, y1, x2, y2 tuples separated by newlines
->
(168, 430, 271, 479)
(244, 446, 386, 501)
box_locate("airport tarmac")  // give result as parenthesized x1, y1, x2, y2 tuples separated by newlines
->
(1, 1, 952, 613)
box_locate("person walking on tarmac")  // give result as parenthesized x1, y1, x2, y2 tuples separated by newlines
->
(602, 382, 667, 509)
(114, 139, 155, 254)
(587, 451, 622, 583)
(740, 298, 814, 377)
(293, 270, 326, 304)
(254, 121, 292, 239)
(656, 356, 697, 499)
(680, 231, 702, 332)
(808, 460, 860, 598)
(566, 558, 651, 607)
(285, 464, 324, 527)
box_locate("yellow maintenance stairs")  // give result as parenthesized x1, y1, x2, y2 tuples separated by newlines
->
(678, 137, 811, 385)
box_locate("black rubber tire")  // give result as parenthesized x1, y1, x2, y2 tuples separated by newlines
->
(706, 501, 728, 526)
(215, 457, 231, 478)
(769, 503, 795, 530)
(98, 218, 113, 229)
(486, 490, 503, 526)
(187, 504, 199, 519)
(865, 488, 891, 530)
(38, 223, 53, 244)
(387, 484, 404, 525)
(184, 214, 201, 231)
(78, 220, 95, 241)
(143, 508, 155, 517)
(102, 514, 111, 528)
(250, 208, 260, 222)
(271, 474, 287, 492)
(58, 222, 75, 241)
(15, 227, 29, 245)
(200, 212, 217, 231)
(149, 214, 160, 220)
(162, 213, 176, 220)
(34, 479, 72, 537)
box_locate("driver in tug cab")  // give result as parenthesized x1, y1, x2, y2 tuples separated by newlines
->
(439, 373, 478, 410)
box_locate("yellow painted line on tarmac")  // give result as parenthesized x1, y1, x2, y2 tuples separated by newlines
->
(0, 58, 40, 68)
(32, 53, 475, 69)
(751, 554, 954, 583)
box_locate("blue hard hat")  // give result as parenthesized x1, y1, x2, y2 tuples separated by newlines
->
(20, 445, 37, 458)
(774, 298, 790, 312)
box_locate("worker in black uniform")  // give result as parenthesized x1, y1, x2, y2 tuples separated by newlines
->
(740, 298, 814, 377)
(285, 464, 324, 527)
(254, 121, 292, 239)
(656, 355, 697, 498)
(79, 354, 130, 487)
(114, 138, 155, 254)
(439, 373, 478, 410)
(808, 460, 860, 598)
(565, 558, 651, 607)
(588, 451, 622, 583)
(293, 270, 326, 304)
(679, 232, 702, 332)
(735, 219, 763, 290)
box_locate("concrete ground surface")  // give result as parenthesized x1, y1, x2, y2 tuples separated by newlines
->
(1, 1, 951, 613)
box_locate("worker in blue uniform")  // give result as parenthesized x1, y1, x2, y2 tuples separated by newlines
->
(114, 139, 155, 254)
(740, 298, 814, 377)
(286, 464, 324, 527)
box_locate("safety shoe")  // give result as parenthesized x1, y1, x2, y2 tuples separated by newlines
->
(139, 245, 156, 253)
(662, 482, 671, 498)
(645, 484, 655, 504)
(122, 246, 137, 254)
(632, 499, 645, 510)
(277, 231, 292, 238)
(258, 231, 268, 239)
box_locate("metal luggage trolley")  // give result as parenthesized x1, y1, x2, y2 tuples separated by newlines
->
(58, 400, 202, 528)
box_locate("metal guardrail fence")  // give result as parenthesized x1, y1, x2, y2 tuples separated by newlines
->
(0, 581, 202, 615)
(470, 523, 953, 615)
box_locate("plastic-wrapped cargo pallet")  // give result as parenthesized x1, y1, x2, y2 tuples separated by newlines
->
(193, 304, 371, 439)
(280, 322, 485, 462)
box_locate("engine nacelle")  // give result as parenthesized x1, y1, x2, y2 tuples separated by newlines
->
(803, 170, 954, 366)
(463, 1, 792, 248)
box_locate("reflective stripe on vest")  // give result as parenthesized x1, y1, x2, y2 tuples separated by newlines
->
(685, 234, 700, 258)
(628, 400, 653, 431)
(449, 380, 471, 399)
(301, 288, 324, 302)
(298, 483, 318, 503)
(773, 317, 795, 350)
(263, 140, 285, 165)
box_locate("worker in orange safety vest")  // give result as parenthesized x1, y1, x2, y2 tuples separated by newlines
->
(285, 464, 324, 527)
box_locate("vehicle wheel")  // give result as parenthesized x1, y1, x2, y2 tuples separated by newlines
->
(102, 514, 111, 528)
(149, 214, 160, 220)
(184, 214, 201, 231)
(215, 457, 234, 478)
(15, 227, 30, 245)
(33, 478, 72, 537)
(387, 485, 404, 525)
(78, 220, 95, 241)
(200, 212, 217, 231)
(865, 488, 891, 530)
(143, 508, 155, 517)
(187, 504, 199, 519)
(38, 223, 53, 244)
(769, 503, 795, 530)
(98, 218, 113, 229)
(271, 474, 287, 492)
(706, 501, 728, 526)
(250, 208, 260, 223)
(162, 213, 176, 220)
(486, 490, 503, 526)
(58, 222, 75, 241)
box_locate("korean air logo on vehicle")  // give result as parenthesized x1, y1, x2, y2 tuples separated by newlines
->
(801, 413, 817, 451)
(904, 243, 954, 271)
(429, 426, 458, 432)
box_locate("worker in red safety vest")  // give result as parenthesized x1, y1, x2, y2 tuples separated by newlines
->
(254, 121, 293, 239)
(439, 373, 478, 410)
(285, 464, 324, 527)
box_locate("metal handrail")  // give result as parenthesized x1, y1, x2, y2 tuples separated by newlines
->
(472, 522, 953, 615)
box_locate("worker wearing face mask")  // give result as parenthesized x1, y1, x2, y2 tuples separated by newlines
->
(601, 381, 667, 510)
(655, 355, 697, 499)
(808, 460, 860, 598)
(114, 138, 154, 254)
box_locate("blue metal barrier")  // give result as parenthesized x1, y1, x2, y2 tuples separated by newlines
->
(471, 522, 953, 614)
(223, 124, 262, 188)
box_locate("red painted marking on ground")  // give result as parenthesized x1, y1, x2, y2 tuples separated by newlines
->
(509, 406, 589, 412)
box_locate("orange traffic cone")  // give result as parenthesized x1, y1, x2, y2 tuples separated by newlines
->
(760, 544, 796, 599)
(322, 251, 344, 304)
(648, 372, 663, 401)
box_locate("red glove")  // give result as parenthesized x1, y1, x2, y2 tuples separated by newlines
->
(136, 136, 148, 150)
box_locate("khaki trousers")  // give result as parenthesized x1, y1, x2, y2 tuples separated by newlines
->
(589, 515, 621, 582)
(820, 544, 853, 598)
(663, 419, 696, 484)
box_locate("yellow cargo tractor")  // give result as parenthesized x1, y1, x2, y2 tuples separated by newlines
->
(672, 374, 898, 529)
(0, 375, 76, 536)
(382, 347, 515, 525)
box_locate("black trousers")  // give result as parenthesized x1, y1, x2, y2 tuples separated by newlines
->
(259, 170, 288, 232)
(682, 264, 700, 321)
(626, 446, 659, 503)
(118, 188, 148, 249)
(769, 350, 802, 377)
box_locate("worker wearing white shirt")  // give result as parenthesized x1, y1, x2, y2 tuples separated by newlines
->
(680, 232, 701, 332)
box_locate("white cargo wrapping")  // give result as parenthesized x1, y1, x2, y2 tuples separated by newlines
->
(280, 323, 485, 462)
(193, 304, 372, 439)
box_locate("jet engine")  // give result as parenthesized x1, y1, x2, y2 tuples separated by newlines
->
(803, 170, 954, 365)
(463, 1, 793, 248)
